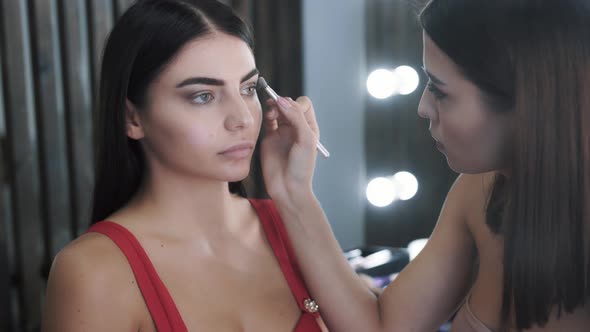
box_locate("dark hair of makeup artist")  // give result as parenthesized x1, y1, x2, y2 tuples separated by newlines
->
(91, 0, 254, 224)
(420, 0, 590, 329)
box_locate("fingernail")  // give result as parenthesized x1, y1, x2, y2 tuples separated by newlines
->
(278, 97, 291, 109)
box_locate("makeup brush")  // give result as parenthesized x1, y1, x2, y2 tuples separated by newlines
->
(257, 77, 330, 158)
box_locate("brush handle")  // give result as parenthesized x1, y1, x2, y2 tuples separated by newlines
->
(263, 86, 281, 102)
(263, 85, 330, 158)
(316, 141, 330, 158)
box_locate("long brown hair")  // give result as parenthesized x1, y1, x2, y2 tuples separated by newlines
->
(420, 0, 590, 329)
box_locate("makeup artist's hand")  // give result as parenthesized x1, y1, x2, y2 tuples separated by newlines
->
(260, 96, 320, 207)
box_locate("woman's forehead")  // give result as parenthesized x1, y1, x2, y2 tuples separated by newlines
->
(162, 33, 256, 83)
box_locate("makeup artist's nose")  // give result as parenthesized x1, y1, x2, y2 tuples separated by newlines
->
(225, 97, 255, 131)
(417, 89, 438, 123)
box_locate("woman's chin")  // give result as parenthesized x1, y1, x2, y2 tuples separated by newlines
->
(447, 159, 498, 175)
(224, 169, 251, 183)
(445, 156, 467, 174)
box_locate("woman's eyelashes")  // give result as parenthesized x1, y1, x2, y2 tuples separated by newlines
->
(190, 91, 214, 105)
(240, 83, 257, 97)
(188, 83, 258, 105)
(426, 80, 447, 100)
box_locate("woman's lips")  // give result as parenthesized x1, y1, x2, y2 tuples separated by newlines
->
(219, 142, 254, 159)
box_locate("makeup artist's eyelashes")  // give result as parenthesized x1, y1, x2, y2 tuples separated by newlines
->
(426, 80, 447, 100)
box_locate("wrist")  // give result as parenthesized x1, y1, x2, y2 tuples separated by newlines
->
(273, 188, 319, 219)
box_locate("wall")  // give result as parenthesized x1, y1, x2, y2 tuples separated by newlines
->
(302, 0, 367, 250)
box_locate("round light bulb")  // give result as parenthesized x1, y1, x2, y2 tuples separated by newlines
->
(366, 177, 397, 207)
(393, 66, 420, 95)
(366, 69, 398, 99)
(392, 171, 419, 200)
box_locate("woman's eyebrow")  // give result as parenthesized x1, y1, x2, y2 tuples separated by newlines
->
(240, 68, 259, 83)
(421, 66, 446, 85)
(176, 68, 259, 88)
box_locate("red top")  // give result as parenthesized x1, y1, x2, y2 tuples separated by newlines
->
(86, 199, 323, 332)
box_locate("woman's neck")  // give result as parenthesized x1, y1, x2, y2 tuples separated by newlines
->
(116, 166, 251, 240)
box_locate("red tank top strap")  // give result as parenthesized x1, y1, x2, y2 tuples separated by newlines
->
(86, 221, 187, 332)
(248, 199, 321, 319)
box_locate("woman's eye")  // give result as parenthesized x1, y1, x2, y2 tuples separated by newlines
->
(241, 85, 257, 96)
(191, 92, 214, 104)
(427, 81, 447, 101)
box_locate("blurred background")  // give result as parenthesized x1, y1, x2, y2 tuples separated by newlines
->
(0, 0, 456, 330)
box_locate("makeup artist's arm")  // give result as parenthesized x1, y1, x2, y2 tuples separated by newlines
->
(261, 97, 478, 332)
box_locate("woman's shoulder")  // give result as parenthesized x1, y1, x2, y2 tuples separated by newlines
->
(451, 172, 497, 196)
(58, 229, 126, 267)
(43, 230, 146, 330)
(448, 172, 498, 208)
(49, 230, 138, 298)
(48, 230, 140, 305)
(445, 172, 500, 226)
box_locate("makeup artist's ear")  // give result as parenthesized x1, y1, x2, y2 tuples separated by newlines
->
(125, 99, 145, 140)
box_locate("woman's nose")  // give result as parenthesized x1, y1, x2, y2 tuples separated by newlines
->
(417, 90, 438, 122)
(224, 97, 255, 131)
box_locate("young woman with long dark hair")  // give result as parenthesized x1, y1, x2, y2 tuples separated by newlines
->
(261, 0, 590, 331)
(42, 1, 326, 331)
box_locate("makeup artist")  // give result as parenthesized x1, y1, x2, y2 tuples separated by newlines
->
(261, 0, 590, 331)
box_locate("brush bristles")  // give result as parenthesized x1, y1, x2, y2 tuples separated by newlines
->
(256, 77, 269, 90)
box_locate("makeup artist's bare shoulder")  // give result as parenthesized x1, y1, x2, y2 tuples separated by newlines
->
(445, 172, 497, 220)
(451, 172, 499, 229)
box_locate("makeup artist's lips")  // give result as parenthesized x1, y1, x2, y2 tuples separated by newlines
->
(219, 142, 255, 159)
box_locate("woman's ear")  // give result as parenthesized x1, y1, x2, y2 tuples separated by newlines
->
(125, 99, 145, 140)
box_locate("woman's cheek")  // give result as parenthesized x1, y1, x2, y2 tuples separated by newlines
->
(182, 121, 218, 151)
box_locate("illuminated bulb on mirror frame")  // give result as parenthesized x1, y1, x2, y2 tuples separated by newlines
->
(366, 177, 397, 207)
(366, 69, 398, 99)
(392, 171, 419, 200)
(393, 66, 420, 95)
(366, 172, 419, 207)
